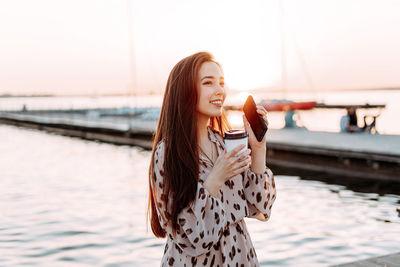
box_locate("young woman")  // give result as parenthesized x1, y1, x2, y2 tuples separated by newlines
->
(148, 52, 276, 266)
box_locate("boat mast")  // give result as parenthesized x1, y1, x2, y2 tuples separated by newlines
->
(279, 0, 287, 98)
(279, 0, 317, 100)
(126, 0, 136, 107)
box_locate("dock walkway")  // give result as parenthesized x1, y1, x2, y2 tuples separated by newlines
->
(266, 128, 400, 182)
(268, 128, 400, 157)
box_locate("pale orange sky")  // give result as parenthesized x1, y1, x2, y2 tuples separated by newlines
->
(0, 0, 399, 96)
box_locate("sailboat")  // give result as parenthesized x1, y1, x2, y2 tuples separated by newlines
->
(258, 0, 317, 112)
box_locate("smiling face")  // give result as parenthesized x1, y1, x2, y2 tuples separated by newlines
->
(196, 61, 226, 119)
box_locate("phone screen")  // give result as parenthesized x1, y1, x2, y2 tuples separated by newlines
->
(243, 95, 268, 142)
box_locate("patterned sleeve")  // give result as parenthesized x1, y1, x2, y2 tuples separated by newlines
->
(151, 142, 228, 257)
(242, 166, 276, 221)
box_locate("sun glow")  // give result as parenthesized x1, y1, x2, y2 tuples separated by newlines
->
(0, 0, 399, 95)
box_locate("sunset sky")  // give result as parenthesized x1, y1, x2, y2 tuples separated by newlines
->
(0, 0, 399, 96)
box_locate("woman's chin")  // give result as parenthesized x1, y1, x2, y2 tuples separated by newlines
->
(210, 111, 222, 117)
(198, 108, 222, 118)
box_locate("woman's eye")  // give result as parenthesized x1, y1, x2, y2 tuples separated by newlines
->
(203, 81, 212, 85)
(220, 82, 225, 87)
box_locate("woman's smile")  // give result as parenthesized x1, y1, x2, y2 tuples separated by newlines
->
(210, 99, 223, 108)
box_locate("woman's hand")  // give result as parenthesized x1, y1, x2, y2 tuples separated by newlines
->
(243, 105, 269, 174)
(204, 145, 251, 197)
(242, 105, 269, 151)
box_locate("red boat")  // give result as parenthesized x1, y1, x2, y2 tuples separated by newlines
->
(259, 100, 316, 112)
(224, 100, 316, 112)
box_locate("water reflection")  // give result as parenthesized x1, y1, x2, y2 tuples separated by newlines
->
(0, 125, 399, 266)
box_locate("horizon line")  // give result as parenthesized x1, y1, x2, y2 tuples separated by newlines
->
(1, 86, 399, 98)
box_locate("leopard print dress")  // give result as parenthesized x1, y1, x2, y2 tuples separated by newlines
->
(151, 127, 277, 267)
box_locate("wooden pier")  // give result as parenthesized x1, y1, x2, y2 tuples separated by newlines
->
(331, 252, 400, 267)
(0, 110, 156, 148)
(1, 110, 399, 184)
(266, 128, 400, 183)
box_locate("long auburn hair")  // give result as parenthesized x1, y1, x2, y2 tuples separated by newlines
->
(147, 52, 231, 237)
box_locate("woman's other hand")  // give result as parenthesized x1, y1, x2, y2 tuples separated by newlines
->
(242, 105, 269, 151)
(243, 105, 268, 174)
(204, 145, 251, 197)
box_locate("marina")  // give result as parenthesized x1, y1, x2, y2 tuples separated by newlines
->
(1, 108, 399, 185)
(1, 0, 399, 265)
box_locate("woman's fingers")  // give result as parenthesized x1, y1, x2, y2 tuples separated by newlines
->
(237, 149, 251, 160)
(230, 144, 246, 155)
(243, 115, 256, 139)
(226, 151, 249, 169)
(233, 155, 250, 169)
(256, 105, 267, 114)
(227, 160, 250, 179)
(256, 106, 269, 126)
(223, 154, 251, 180)
(264, 117, 269, 126)
(219, 146, 253, 181)
(232, 162, 250, 176)
(226, 144, 246, 158)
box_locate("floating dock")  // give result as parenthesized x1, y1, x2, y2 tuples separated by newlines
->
(1, 110, 399, 184)
(266, 128, 400, 183)
(331, 252, 400, 267)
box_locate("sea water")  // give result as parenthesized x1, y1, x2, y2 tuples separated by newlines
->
(0, 125, 399, 266)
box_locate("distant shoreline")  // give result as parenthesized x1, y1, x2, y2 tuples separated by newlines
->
(1, 87, 400, 98)
(0, 93, 157, 98)
(249, 87, 400, 93)
(0, 94, 55, 98)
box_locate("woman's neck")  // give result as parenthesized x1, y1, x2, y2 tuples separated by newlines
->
(197, 114, 210, 144)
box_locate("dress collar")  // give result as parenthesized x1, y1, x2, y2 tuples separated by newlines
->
(207, 126, 219, 144)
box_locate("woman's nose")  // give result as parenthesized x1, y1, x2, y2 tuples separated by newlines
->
(216, 83, 225, 94)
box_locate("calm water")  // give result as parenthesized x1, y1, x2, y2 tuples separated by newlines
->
(1, 125, 399, 266)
